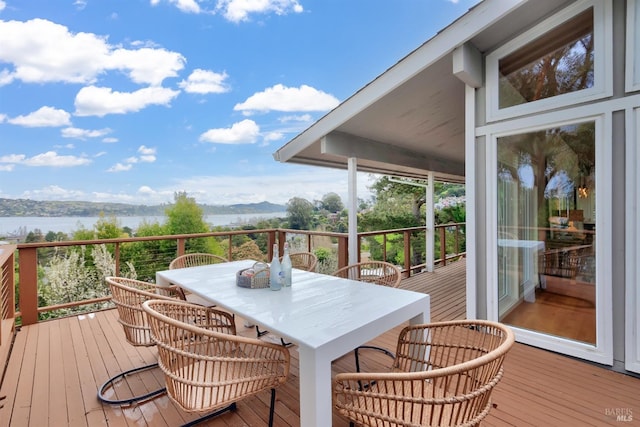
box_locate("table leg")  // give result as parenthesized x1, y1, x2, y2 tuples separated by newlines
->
(408, 300, 431, 370)
(297, 346, 332, 427)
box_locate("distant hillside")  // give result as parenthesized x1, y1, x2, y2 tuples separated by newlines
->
(0, 198, 286, 217)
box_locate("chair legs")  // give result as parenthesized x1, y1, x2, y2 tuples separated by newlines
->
(180, 389, 277, 427)
(354, 345, 395, 373)
(255, 325, 293, 347)
(181, 403, 237, 427)
(98, 362, 166, 405)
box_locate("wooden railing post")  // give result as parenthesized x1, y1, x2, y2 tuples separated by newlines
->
(277, 229, 287, 255)
(267, 231, 277, 259)
(440, 226, 447, 266)
(403, 230, 411, 277)
(114, 242, 121, 277)
(337, 235, 349, 269)
(18, 246, 39, 325)
(0, 244, 16, 385)
(227, 235, 233, 261)
(176, 238, 186, 257)
(382, 234, 387, 262)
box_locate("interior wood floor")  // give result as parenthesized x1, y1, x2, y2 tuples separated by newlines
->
(502, 279, 596, 344)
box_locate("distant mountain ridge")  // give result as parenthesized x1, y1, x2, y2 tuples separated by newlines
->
(0, 198, 286, 217)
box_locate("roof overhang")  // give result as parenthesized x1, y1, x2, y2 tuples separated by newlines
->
(273, 0, 573, 183)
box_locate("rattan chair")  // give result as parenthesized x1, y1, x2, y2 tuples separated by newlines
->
(333, 320, 515, 427)
(169, 253, 229, 304)
(286, 251, 318, 272)
(99, 276, 188, 405)
(169, 253, 229, 270)
(332, 260, 402, 287)
(332, 261, 402, 372)
(143, 299, 290, 427)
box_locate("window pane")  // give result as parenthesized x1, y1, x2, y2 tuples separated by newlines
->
(499, 8, 594, 109)
(497, 122, 596, 345)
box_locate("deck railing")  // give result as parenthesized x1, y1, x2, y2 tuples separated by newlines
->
(4, 223, 465, 327)
(0, 244, 16, 379)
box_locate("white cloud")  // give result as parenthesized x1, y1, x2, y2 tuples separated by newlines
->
(8, 106, 71, 127)
(107, 163, 133, 172)
(108, 145, 157, 173)
(0, 113, 6, 123)
(151, 0, 202, 13)
(22, 185, 86, 200)
(74, 85, 180, 117)
(0, 151, 91, 167)
(166, 168, 378, 205)
(24, 151, 92, 167)
(0, 69, 11, 86)
(216, 0, 303, 23)
(0, 1, 6, 11)
(199, 119, 260, 144)
(61, 127, 112, 139)
(179, 69, 230, 94)
(0, 19, 185, 86)
(0, 154, 26, 163)
(102, 137, 119, 143)
(138, 145, 157, 162)
(263, 131, 283, 142)
(138, 185, 155, 194)
(107, 47, 185, 86)
(234, 84, 339, 114)
(279, 114, 312, 123)
(0, 164, 14, 172)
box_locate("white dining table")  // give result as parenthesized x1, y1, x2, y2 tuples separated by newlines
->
(156, 259, 430, 427)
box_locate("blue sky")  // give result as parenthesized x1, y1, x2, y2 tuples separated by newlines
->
(0, 0, 478, 206)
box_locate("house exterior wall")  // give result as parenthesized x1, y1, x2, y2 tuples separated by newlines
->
(472, 0, 639, 373)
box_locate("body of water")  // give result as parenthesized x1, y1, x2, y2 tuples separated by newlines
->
(0, 212, 287, 237)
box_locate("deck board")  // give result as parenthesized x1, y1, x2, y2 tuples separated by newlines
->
(2, 260, 639, 426)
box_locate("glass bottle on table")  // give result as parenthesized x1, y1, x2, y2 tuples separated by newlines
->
(269, 244, 282, 291)
(281, 242, 292, 287)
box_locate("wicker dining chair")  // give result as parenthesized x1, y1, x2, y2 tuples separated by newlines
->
(169, 253, 229, 304)
(286, 251, 318, 272)
(169, 253, 229, 270)
(99, 276, 188, 405)
(332, 260, 402, 288)
(332, 261, 402, 372)
(333, 320, 515, 427)
(142, 299, 290, 427)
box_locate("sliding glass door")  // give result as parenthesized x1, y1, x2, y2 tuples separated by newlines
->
(496, 122, 599, 347)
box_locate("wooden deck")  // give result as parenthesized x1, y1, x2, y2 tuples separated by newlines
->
(2, 260, 639, 426)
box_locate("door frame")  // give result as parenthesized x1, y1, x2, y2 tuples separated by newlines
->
(482, 108, 613, 366)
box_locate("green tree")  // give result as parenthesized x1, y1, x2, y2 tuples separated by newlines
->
(25, 229, 45, 243)
(94, 214, 125, 239)
(232, 240, 266, 262)
(286, 197, 314, 230)
(165, 191, 211, 253)
(320, 192, 344, 213)
(120, 220, 171, 281)
(166, 192, 209, 235)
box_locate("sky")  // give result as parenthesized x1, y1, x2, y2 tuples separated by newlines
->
(0, 0, 479, 207)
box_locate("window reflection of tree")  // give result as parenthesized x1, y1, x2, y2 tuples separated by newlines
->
(497, 122, 595, 229)
(499, 8, 594, 108)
